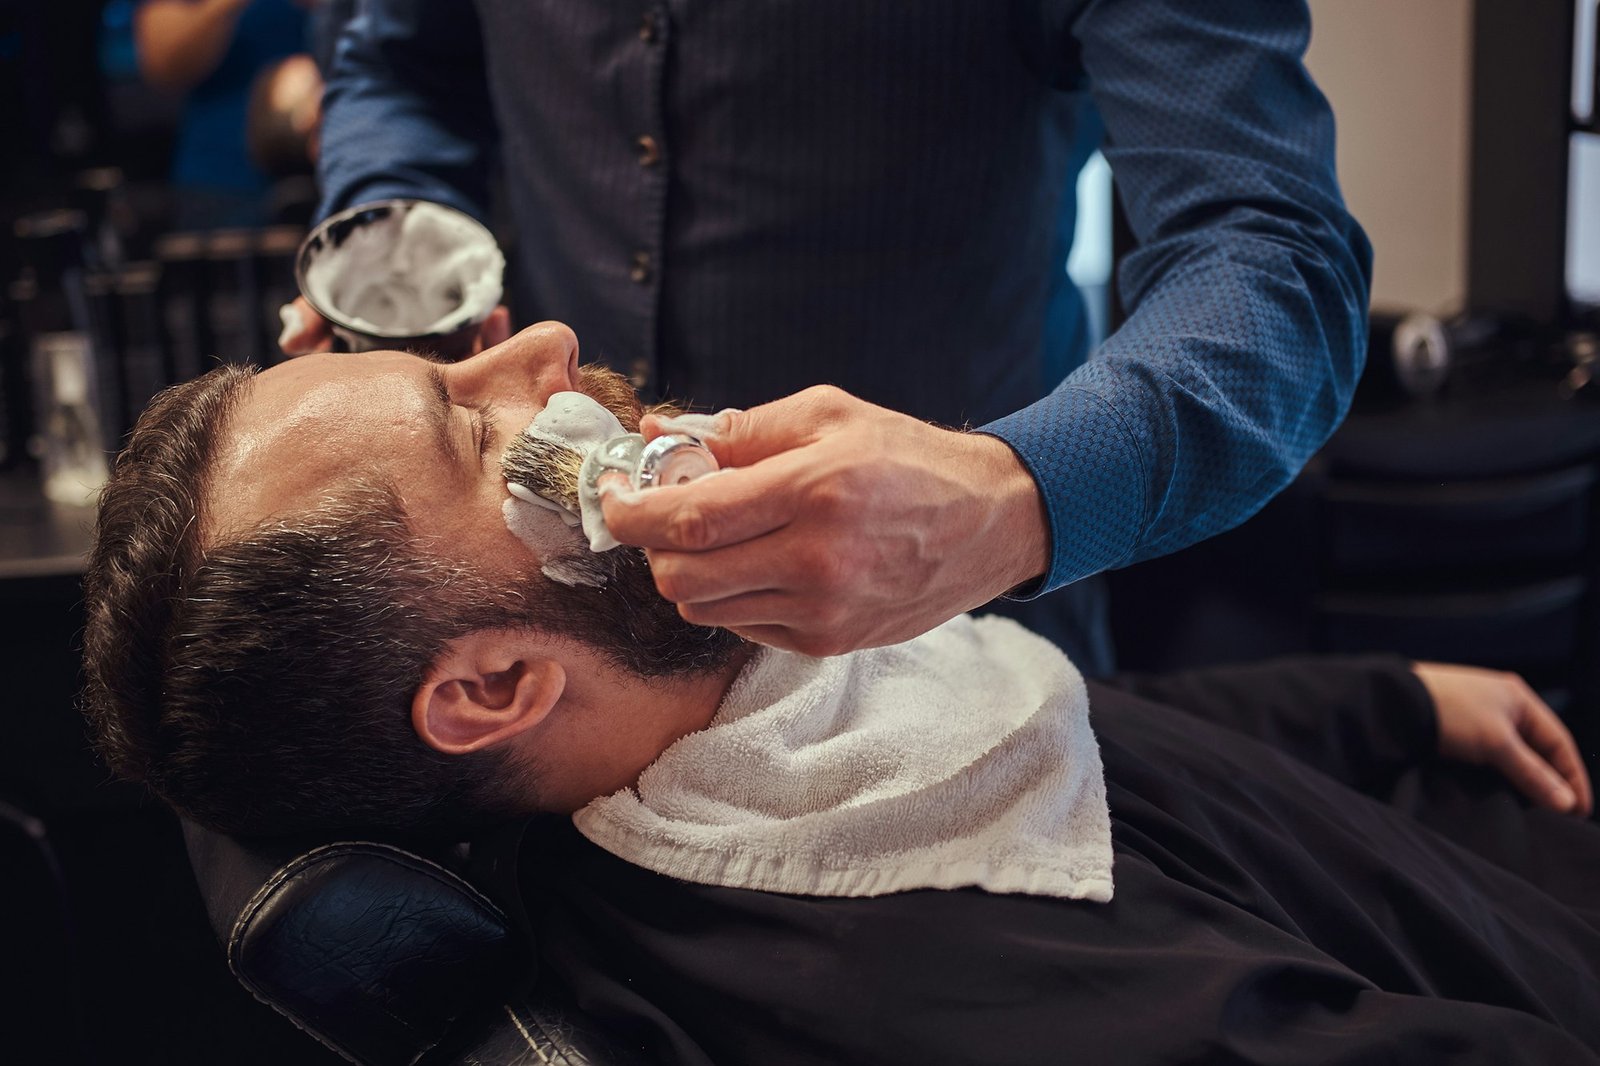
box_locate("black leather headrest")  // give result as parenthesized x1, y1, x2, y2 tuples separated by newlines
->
(182, 822, 523, 1065)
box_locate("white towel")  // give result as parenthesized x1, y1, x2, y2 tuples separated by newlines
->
(574, 614, 1114, 902)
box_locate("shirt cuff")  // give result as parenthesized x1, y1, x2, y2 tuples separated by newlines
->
(979, 386, 1148, 596)
(316, 181, 488, 228)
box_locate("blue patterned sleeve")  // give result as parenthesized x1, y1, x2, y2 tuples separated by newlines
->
(315, 0, 496, 223)
(982, 0, 1373, 593)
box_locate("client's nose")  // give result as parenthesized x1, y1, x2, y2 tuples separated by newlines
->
(449, 321, 580, 403)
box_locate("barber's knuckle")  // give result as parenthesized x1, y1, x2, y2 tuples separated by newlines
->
(665, 504, 717, 550)
(801, 545, 850, 590)
(801, 384, 853, 422)
(808, 479, 856, 521)
(652, 565, 687, 603)
(834, 462, 875, 495)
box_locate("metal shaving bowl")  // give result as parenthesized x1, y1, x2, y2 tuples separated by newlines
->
(295, 199, 505, 361)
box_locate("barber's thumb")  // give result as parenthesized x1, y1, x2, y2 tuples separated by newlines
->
(278, 296, 332, 356)
(643, 395, 817, 468)
(473, 305, 513, 351)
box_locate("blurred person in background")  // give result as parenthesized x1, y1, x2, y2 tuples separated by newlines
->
(245, 51, 321, 223)
(135, 0, 309, 229)
(246, 52, 320, 176)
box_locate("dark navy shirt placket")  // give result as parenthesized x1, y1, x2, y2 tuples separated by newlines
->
(624, 2, 672, 395)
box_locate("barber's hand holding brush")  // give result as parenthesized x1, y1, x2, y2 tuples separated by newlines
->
(600, 385, 1050, 657)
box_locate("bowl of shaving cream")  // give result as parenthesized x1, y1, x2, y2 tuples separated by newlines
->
(296, 199, 506, 359)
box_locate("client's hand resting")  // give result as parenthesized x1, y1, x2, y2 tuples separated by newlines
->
(1412, 661, 1593, 817)
(598, 385, 1050, 657)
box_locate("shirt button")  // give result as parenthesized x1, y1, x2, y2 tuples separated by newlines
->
(638, 12, 659, 44)
(630, 251, 653, 283)
(635, 134, 662, 168)
(629, 358, 651, 389)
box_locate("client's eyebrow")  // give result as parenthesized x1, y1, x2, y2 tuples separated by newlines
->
(425, 366, 464, 466)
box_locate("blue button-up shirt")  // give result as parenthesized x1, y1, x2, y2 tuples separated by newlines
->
(318, 0, 1372, 668)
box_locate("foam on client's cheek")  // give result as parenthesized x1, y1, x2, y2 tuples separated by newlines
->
(501, 496, 599, 588)
(501, 391, 628, 586)
(529, 391, 627, 451)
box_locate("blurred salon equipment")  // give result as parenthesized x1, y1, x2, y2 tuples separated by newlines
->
(9, 209, 108, 504)
(5, 194, 302, 467)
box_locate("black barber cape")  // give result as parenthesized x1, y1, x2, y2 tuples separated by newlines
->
(522, 657, 1600, 1065)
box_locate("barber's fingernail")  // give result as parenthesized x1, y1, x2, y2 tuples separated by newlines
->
(651, 408, 742, 439)
(1552, 783, 1577, 810)
(278, 303, 305, 352)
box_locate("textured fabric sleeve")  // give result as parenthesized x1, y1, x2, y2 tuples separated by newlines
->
(315, 0, 497, 224)
(982, 0, 1373, 593)
(1100, 655, 1437, 798)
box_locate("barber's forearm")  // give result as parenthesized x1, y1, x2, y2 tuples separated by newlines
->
(988, 239, 1367, 594)
(316, 0, 497, 223)
(135, 0, 251, 93)
(991, 0, 1371, 594)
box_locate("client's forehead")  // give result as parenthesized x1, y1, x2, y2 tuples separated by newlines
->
(207, 352, 437, 537)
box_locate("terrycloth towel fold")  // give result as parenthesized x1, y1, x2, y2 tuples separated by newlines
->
(574, 614, 1114, 902)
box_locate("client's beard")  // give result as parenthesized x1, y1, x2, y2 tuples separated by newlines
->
(499, 364, 746, 679)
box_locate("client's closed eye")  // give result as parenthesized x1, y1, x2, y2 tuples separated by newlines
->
(475, 404, 500, 466)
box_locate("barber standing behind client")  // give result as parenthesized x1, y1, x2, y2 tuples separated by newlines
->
(284, 0, 1373, 673)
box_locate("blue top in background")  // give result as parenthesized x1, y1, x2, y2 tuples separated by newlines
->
(164, 0, 307, 223)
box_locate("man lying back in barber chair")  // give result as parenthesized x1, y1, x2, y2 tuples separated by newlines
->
(83, 323, 1600, 1065)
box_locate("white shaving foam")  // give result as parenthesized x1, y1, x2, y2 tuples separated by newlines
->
(507, 481, 581, 526)
(532, 392, 627, 450)
(501, 497, 599, 587)
(276, 301, 305, 350)
(502, 391, 630, 571)
(303, 202, 504, 336)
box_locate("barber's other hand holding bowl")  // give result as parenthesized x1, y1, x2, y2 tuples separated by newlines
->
(598, 385, 1050, 657)
(277, 295, 513, 358)
(1412, 661, 1593, 817)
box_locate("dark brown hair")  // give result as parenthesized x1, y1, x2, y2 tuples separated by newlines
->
(82, 365, 528, 837)
(82, 362, 742, 837)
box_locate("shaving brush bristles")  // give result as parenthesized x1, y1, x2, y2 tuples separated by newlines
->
(502, 431, 585, 513)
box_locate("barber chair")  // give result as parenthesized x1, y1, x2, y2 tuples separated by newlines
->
(181, 818, 641, 1066)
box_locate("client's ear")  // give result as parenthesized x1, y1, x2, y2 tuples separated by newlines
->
(412, 629, 565, 756)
